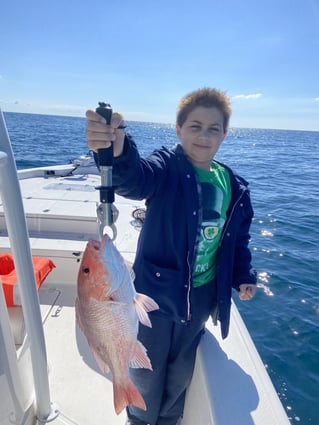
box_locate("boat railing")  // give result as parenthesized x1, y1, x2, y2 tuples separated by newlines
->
(0, 109, 59, 423)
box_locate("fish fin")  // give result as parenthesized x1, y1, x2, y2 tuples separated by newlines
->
(136, 293, 159, 313)
(133, 293, 159, 328)
(113, 379, 146, 415)
(129, 341, 152, 370)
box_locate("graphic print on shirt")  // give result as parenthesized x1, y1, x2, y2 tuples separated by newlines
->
(200, 182, 225, 242)
(194, 182, 225, 279)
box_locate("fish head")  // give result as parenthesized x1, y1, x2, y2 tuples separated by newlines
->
(100, 233, 134, 296)
(77, 238, 112, 300)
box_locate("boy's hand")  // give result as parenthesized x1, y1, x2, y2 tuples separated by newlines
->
(86, 109, 126, 157)
(238, 284, 256, 300)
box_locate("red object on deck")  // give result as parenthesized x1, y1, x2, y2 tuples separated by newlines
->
(0, 253, 55, 306)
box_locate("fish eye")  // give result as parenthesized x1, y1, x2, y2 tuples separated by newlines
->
(83, 267, 90, 274)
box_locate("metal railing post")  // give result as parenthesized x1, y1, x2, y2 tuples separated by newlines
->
(0, 109, 58, 422)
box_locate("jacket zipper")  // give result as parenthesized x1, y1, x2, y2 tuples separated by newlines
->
(185, 174, 202, 322)
(186, 251, 192, 321)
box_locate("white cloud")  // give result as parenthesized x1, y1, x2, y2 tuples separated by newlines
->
(314, 97, 319, 102)
(232, 93, 263, 100)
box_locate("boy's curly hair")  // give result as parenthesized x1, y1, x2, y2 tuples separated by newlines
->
(176, 88, 232, 132)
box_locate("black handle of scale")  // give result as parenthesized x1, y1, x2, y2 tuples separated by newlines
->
(96, 102, 113, 167)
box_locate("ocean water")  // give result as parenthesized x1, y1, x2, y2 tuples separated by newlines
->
(3, 112, 319, 424)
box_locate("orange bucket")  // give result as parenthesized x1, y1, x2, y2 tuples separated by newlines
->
(0, 253, 55, 306)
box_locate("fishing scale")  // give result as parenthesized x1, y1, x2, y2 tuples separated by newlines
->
(95, 102, 118, 240)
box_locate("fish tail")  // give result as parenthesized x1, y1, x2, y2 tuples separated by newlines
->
(134, 293, 159, 328)
(113, 379, 146, 415)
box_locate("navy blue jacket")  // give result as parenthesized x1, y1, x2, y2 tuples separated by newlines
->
(102, 135, 257, 339)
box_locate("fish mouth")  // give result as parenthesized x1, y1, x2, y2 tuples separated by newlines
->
(91, 239, 102, 250)
(94, 233, 110, 253)
(85, 239, 102, 261)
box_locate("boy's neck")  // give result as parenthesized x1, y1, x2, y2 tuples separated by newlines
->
(191, 159, 215, 171)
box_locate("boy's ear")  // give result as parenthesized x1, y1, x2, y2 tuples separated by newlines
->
(176, 124, 182, 139)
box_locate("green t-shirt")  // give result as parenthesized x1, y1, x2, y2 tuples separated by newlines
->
(193, 162, 231, 287)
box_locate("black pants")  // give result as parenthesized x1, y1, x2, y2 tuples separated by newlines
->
(127, 280, 216, 425)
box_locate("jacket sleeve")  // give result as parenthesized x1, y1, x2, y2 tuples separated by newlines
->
(111, 134, 169, 201)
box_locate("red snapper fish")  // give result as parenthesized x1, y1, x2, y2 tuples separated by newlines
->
(76, 233, 159, 415)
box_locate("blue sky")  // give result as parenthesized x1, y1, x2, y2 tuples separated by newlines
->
(1, 0, 319, 131)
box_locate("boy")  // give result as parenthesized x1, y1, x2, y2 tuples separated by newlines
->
(86, 88, 257, 425)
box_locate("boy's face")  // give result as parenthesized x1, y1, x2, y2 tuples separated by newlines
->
(176, 106, 227, 170)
